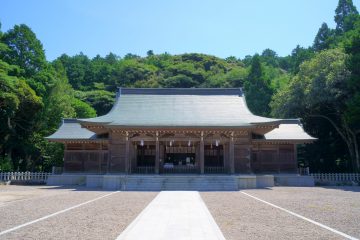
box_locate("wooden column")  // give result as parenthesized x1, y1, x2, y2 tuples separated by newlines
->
(294, 144, 298, 172)
(125, 131, 130, 174)
(108, 131, 113, 173)
(81, 143, 85, 172)
(155, 131, 160, 174)
(200, 131, 204, 174)
(248, 146, 252, 174)
(106, 149, 110, 173)
(229, 132, 235, 174)
(277, 145, 280, 173)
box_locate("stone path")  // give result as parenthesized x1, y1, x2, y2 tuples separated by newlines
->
(116, 191, 226, 240)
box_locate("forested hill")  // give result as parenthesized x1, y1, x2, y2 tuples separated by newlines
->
(1, 0, 360, 173)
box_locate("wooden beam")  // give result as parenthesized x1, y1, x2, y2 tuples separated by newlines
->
(125, 131, 130, 174)
(277, 145, 280, 174)
(200, 131, 204, 174)
(229, 132, 235, 174)
(64, 150, 108, 153)
(294, 144, 298, 171)
(155, 131, 160, 174)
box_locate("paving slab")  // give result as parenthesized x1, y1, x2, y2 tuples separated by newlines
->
(116, 191, 225, 240)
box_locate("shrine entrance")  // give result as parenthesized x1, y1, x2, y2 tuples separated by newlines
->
(162, 141, 199, 174)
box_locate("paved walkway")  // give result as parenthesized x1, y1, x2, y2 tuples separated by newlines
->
(116, 191, 226, 240)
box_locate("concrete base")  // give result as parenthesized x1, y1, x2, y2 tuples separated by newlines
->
(47, 174, 86, 186)
(256, 175, 274, 188)
(274, 174, 314, 187)
(102, 175, 126, 190)
(236, 175, 257, 189)
(47, 174, 283, 190)
(86, 175, 104, 188)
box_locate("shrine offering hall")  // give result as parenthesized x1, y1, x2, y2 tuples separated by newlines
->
(47, 88, 315, 175)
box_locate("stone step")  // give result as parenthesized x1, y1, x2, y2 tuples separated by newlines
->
(124, 176, 238, 191)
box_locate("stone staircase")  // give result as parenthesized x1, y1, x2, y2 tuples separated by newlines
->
(124, 175, 238, 191)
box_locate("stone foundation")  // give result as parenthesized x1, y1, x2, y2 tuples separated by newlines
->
(47, 174, 314, 190)
(274, 174, 315, 187)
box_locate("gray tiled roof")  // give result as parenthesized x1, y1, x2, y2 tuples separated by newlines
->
(78, 88, 285, 127)
(263, 123, 316, 141)
(46, 119, 315, 142)
(45, 119, 97, 140)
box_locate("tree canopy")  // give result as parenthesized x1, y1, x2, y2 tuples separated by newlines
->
(0, 0, 360, 173)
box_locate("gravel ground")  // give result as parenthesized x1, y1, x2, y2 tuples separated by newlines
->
(0, 186, 158, 239)
(242, 186, 360, 239)
(0, 186, 114, 232)
(2, 191, 158, 240)
(201, 190, 348, 240)
(0, 185, 70, 207)
(2, 186, 359, 240)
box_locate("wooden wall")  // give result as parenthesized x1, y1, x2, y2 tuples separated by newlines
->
(62, 134, 299, 174)
(64, 142, 108, 173)
(234, 145, 251, 173)
(108, 132, 127, 173)
(251, 144, 297, 173)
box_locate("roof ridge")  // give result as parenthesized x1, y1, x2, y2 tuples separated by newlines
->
(118, 88, 243, 96)
(62, 118, 78, 123)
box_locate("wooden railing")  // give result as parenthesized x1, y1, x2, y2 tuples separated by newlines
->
(52, 166, 64, 174)
(162, 165, 199, 174)
(298, 167, 310, 175)
(310, 173, 360, 182)
(0, 172, 51, 182)
(132, 166, 155, 174)
(204, 166, 228, 174)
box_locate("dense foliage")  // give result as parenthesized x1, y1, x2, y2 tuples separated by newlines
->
(0, 0, 359, 172)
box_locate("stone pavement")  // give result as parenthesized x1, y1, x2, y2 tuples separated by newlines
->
(116, 191, 226, 240)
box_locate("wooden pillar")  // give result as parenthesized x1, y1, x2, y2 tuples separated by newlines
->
(200, 131, 204, 174)
(99, 150, 102, 174)
(81, 143, 85, 172)
(277, 145, 280, 174)
(229, 132, 235, 174)
(248, 146, 252, 174)
(107, 131, 113, 173)
(155, 131, 160, 174)
(125, 131, 130, 174)
(294, 144, 298, 172)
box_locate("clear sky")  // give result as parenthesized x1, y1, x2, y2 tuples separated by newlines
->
(1, 0, 360, 61)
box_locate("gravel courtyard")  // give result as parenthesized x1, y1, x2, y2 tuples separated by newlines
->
(0, 186, 157, 240)
(202, 187, 360, 240)
(0, 185, 359, 239)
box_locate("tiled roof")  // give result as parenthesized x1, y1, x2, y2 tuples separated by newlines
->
(46, 119, 316, 143)
(263, 123, 316, 141)
(78, 88, 285, 127)
(45, 119, 97, 140)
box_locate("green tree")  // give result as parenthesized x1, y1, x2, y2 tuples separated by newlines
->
(0, 73, 43, 170)
(313, 23, 333, 51)
(343, 20, 360, 164)
(261, 49, 279, 67)
(244, 54, 273, 116)
(1, 24, 46, 77)
(271, 49, 359, 171)
(147, 50, 154, 56)
(71, 98, 97, 118)
(162, 74, 197, 88)
(289, 45, 314, 73)
(75, 90, 115, 116)
(57, 53, 91, 90)
(335, 0, 359, 34)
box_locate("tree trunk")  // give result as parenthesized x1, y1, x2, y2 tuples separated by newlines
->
(346, 138, 357, 172)
(352, 133, 360, 171)
(310, 115, 359, 172)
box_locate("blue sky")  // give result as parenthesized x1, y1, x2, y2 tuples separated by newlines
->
(1, 0, 360, 61)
